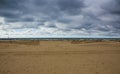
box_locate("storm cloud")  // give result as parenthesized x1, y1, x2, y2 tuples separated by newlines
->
(0, 0, 120, 38)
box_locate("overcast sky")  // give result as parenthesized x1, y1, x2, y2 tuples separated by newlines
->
(0, 0, 120, 38)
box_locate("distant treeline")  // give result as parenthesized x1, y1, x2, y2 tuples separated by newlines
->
(0, 38, 120, 41)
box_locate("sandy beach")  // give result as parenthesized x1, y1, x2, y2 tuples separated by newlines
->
(0, 40, 120, 74)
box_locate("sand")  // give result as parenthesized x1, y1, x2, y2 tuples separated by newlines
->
(0, 40, 120, 74)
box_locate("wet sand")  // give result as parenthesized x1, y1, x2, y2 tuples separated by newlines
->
(0, 40, 120, 74)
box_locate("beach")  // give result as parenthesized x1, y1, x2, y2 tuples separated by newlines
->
(0, 40, 120, 74)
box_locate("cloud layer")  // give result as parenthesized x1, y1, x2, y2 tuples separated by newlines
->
(0, 0, 120, 38)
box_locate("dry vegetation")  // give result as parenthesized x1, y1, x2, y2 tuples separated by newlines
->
(71, 40, 104, 44)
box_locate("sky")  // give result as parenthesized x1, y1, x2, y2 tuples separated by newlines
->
(0, 0, 120, 38)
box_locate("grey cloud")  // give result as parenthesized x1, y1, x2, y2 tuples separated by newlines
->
(0, 0, 120, 37)
(0, 10, 22, 19)
(0, 0, 28, 23)
(103, 0, 120, 15)
(100, 0, 120, 34)
(0, 0, 26, 13)
(57, 18, 72, 24)
(5, 17, 35, 23)
(0, 0, 25, 10)
(57, 0, 84, 15)
(0, 0, 85, 23)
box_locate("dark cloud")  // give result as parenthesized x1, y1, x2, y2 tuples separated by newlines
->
(0, 0, 84, 22)
(104, 0, 120, 15)
(101, 0, 120, 35)
(0, 0, 26, 12)
(0, 0, 27, 23)
(33, 0, 47, 6)
(0, 0, 120, 37)
(57, 18, 72, 24)
(57, 0, 84, 15)
(0, 0, 25, 10)
(0, 0, 94, 19)
(5, 17, 35, 22)
(0, 11, 20, 18)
